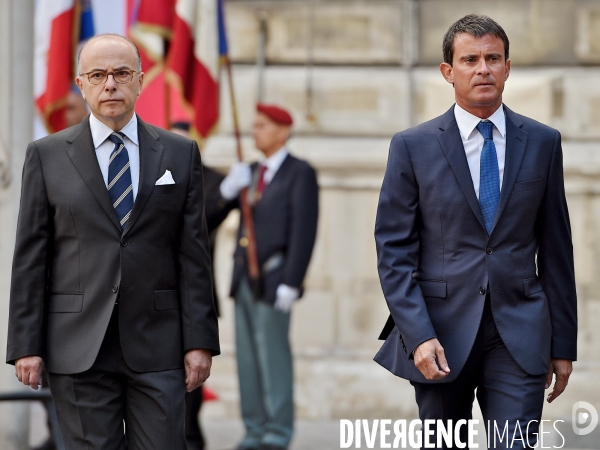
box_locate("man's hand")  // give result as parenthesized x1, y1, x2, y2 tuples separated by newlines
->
(184, 349, 212, 392)
(546, 358, 573, 403)
(15, 356, 43, 390)
(414, 338, 451, 380)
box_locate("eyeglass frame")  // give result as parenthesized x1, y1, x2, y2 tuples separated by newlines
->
(78, 69, 140, 85)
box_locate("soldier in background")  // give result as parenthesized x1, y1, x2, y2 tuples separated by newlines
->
(219, 104, 319, 450)
(171, 121, 236, 450)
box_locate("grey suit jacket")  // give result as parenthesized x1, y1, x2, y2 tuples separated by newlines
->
(374, 105, 577, 383)
(7, 116, 219, 374)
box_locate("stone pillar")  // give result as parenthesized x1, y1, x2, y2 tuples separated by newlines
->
(0, 0, 34, 447)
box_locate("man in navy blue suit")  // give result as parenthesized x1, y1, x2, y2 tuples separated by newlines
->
(375, 15, 577, 448)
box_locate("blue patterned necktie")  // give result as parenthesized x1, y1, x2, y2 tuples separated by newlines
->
(107, 132, 134, 229)
(477, 121, 500, 234)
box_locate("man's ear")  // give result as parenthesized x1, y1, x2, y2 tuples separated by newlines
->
(137, 72, 144, 96)
(75, 77, 85, 100)
(439, 62, 454, 85)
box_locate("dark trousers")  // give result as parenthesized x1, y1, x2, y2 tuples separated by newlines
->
(412, 297, 546, 449)
(185, 386, 205, 449)
(48, 305, 187, 450)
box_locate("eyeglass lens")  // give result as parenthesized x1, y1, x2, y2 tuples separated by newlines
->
(88, 70, 134, 85)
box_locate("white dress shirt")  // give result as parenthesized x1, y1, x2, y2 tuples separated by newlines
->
(454, 104, 506, 199)
(259, 146, 289, 184)
(89, 113, 140, 200)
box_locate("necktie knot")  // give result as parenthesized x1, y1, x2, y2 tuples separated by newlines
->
(107, 132, 125, 146)
(476, 121, 494, 140)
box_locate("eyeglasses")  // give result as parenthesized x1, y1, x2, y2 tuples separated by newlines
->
(79, 69, 138, 85)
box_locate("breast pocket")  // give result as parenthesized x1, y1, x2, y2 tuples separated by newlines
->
(513, 178, 543, 193)
(152, 184, 176, 195)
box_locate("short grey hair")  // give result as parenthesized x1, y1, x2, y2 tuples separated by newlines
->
(442, 14, 509, 65)
(77, 33, 142, 75)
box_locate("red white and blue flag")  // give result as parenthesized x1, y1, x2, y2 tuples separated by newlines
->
(34, 0, 225, 137)
(167, 0, 225, 140)
(34, 0, 76, 133)
(34, 0, 95, 134)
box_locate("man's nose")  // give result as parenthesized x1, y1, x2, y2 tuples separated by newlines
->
(476, 59, 490, 75)
(104, 74, 118, 91)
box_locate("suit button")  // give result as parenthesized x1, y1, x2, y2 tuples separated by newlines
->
(239, 237, 249, 248)
(479, 287, 486, 295)
(112, 285, 119, 293)
(486, 247, 493, 255)
(120, 239, 128, 247)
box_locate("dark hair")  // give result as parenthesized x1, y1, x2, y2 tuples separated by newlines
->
(171, 121, 191, 132)
(442, 14, 509, 65)
(77, 33, 142, 74)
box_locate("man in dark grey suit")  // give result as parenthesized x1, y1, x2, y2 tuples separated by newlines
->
(7, 34, 219, 449)
(375, 15, 577, 448)
(220, 104, 319, 450)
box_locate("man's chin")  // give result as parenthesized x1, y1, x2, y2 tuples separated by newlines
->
(470, 94, 502, 107)
(97, 110, 128, 122)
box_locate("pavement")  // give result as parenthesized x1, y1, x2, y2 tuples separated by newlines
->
(29, 401, 600, 450)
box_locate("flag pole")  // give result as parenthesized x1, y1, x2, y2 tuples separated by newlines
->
(224, 54, 261, 290)
(164, 39, 171, 129)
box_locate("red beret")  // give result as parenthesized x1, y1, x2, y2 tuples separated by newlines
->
(256, 103, 293, 126)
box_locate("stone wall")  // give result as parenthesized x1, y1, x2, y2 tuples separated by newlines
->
(0, 0, 35, 448)
(199, 0, 600, 423)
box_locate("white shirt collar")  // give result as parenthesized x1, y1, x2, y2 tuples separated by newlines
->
(454, 103, 506, 141)
(261, 146, 289, 173)
(89, 113, 139, 149)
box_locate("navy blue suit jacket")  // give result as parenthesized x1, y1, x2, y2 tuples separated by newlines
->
(230, 154, 319, 304)
(374, 105, 577, 383)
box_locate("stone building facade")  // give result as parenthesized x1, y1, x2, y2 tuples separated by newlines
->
(203, 0, 600, 425)
(0, 0, 599, 447)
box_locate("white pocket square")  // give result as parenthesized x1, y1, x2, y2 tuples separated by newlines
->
(156, 170, 175, 185)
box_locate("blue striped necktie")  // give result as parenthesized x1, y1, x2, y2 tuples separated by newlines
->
(107, 132, 134, 229)
(477, 121, 500, 234)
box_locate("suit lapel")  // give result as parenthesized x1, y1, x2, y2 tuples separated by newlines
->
(490, 106, 527, 232)
(66, 119, 122, 232)
(122, 119, 164, 236)
(437, 107, 486, 232)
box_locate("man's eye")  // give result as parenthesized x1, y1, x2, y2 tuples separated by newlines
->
(116, 70, 129, 77)
(91, 72, 105, 79)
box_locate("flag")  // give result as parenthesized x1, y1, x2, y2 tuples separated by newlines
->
(34, 0, 76, 133)
(79, 0, 95, 42)
(167, 0, 223, 141)
(35, 0, 96, 134)
(129, 0, 176, 79)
